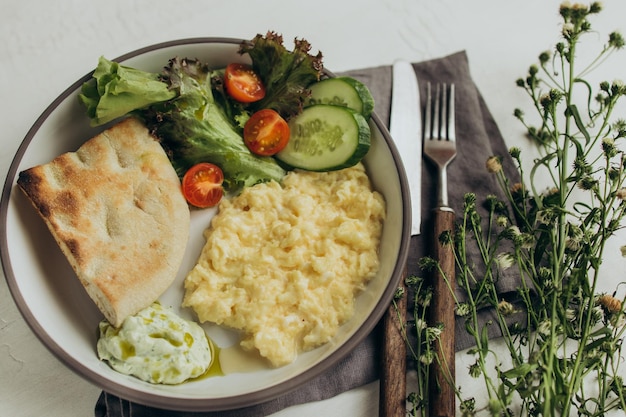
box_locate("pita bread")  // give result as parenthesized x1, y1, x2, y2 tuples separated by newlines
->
(17, 117, 190, 327)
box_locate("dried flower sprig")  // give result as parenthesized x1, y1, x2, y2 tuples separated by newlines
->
(404, 2, 626, 416)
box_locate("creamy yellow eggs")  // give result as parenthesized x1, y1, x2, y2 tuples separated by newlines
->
(97, 303, 213, 384)
(183, 163, 385, 367)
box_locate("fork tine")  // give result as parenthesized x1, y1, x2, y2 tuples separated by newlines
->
(433, 83, 441, 140)
(447, 84, 456, 142)
(424, 82, 432, 140)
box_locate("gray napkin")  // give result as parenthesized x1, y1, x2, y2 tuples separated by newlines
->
(347, 51, 524, 352)
(95, 50, 522, 417)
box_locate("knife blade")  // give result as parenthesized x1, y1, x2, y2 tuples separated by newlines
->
(379, 59, 422, 417)
(390, 60, 422, 236)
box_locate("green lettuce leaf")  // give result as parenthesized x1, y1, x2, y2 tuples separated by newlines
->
(78, 56, 176, 126)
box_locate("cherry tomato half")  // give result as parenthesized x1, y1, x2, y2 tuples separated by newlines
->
(181, 163, 224, 208)
(243, 109, 291, 156)
(224, 63, 266, 103)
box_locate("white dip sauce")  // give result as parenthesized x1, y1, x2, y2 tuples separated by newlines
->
(97, 303, 212, 384)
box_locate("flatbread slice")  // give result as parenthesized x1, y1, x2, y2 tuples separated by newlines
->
(17, 117, 190, 327)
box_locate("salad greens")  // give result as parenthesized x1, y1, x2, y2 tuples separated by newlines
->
(240, 32, 323, 119)
(78, 57, 177, 126)
(143, 57, 286, 191)
(78, 32, 324, 192)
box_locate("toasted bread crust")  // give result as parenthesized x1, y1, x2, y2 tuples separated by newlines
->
(17, 118, 190, 327)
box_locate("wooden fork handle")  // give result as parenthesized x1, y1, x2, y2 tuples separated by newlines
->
(429, 207, 456, 417)
(379, 266, 407, 417)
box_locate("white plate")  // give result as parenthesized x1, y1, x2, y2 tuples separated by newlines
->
(0, 38, 411, 411)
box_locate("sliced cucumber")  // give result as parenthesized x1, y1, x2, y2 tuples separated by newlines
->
(276, 104, 370, 171)
(306, 77, 375, 119)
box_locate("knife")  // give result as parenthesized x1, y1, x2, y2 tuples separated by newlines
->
(379, 60, 422, 417)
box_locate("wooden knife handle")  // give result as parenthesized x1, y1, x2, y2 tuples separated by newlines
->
(379, 267, 407, 417)
(429, 208, 456, 417)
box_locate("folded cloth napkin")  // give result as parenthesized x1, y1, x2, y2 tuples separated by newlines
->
(96, 50, 523, 417)
(346, 51, 525, 352)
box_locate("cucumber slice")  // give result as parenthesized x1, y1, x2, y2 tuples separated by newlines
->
(306, 77, 375, 119)
(276, 104, 370, 171)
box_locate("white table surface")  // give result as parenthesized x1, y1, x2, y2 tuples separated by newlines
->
(2, 1, 625, 416)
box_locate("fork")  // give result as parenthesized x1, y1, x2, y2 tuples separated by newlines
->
(423, 82, 457, 417)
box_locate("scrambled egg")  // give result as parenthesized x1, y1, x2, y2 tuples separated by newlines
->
(182, 163, 385, 367)
(97, 303, 213, 384)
